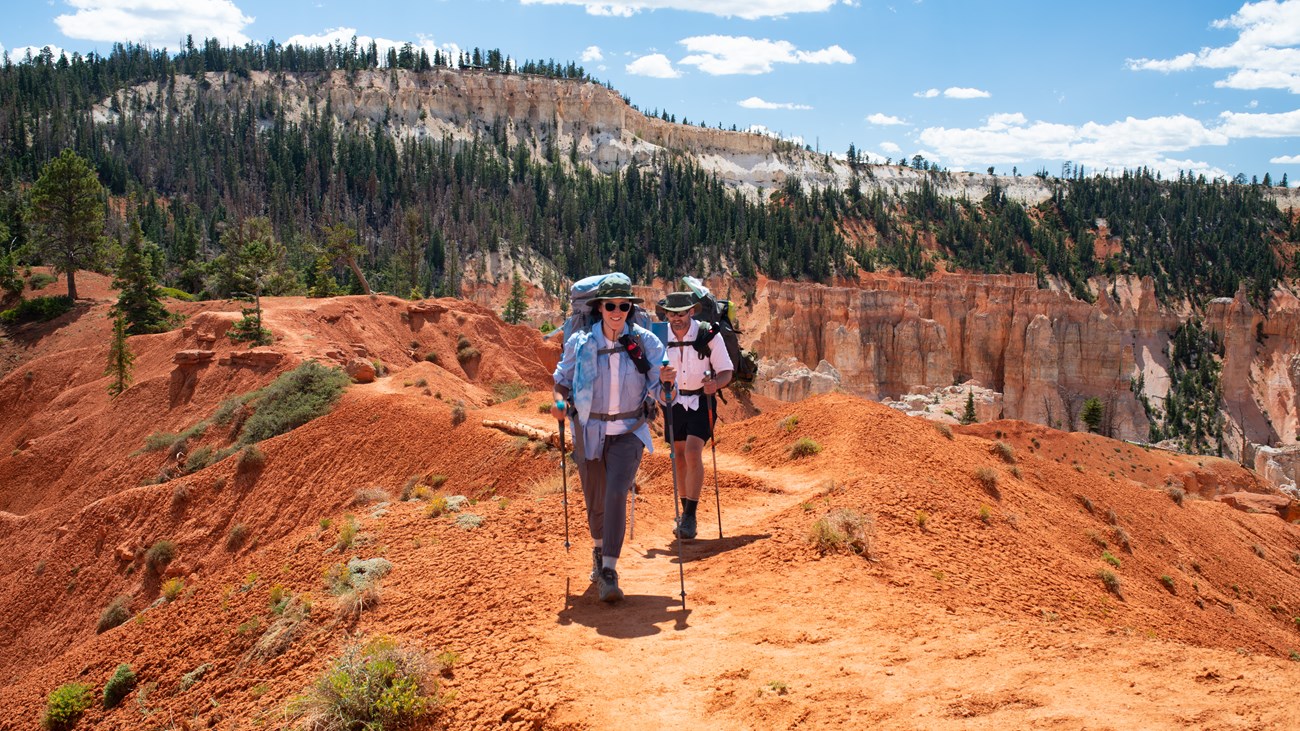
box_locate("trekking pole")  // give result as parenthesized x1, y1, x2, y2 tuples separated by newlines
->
(556, 399, 570, 554)
(664, 357, 687, 610)
(706, 370, 722, 539)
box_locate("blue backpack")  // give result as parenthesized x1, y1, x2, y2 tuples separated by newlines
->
(549, 272, 652, 343)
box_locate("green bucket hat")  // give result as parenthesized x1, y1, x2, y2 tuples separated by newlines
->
(661, 291, 697, 312)
(592, 276, 643, 303)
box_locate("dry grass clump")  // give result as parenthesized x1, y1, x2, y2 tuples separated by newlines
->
(993, 441, 1016, 463)
(226, 523, 250, 551)
(1167, 486, 1186, 506)
(352, 487, 390, 506)
(973, 466, 1001, 500)
(1098, 569, 1124, 600)
(97, 595, 132, 634)
(808, 508, 874, 557)
(144, 540, 176, 574)
(249, 597, 311, 661)
(933, 422, 954, 440)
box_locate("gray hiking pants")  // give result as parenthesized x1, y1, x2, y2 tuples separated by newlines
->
(573, 431, 644, 559)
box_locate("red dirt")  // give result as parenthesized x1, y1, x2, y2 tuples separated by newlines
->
(3, 274, 1300, 730)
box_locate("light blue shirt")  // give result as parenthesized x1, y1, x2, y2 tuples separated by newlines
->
(553, 321, 666, 461)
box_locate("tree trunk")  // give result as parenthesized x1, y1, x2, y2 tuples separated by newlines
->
(66, 269, 78, 300)
(346, 256, 371, 295)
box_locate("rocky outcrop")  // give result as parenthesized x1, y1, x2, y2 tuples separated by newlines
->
(744, 274, 1300, 452)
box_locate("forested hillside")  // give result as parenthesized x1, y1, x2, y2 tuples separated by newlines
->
(0, 40, 1295, 305)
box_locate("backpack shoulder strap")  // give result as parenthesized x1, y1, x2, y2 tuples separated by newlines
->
(691, 321, 713, 359)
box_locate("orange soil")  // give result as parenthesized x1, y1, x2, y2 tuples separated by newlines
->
(2, 273, 1300, 730)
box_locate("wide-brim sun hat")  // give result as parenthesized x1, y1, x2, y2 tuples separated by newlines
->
(591, 277, 643, 303)
(661, 291, 697, 312)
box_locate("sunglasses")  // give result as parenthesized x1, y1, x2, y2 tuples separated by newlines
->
(602, 302, 632, 312)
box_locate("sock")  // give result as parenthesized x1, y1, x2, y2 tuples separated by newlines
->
(682, 498, 698, 518)
(593, 539, 603, 549)
(602, 556, 618, 571)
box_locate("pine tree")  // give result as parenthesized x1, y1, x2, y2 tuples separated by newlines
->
(113, 219, 171, 334)
(502, 268, 528, 324)
(960, 390, 977, 425)
(29, 149, 105, 300)
(1081, 397, 1104, 433)
(105, 313, 134, 397)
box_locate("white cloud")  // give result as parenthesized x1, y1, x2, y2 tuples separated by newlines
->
(1218, 108, 1300, 137)
(866, 112, 906, 125)
(1128, 0, 1300, 94)
(581, 45, 603, 62)
(739, 96, 812, 110)
(284, 28, 459, 68)
(944, 86, 991, 99)
(626, 53, 679, 78)
(879, 141, 901, 154)
(916, 111, 1239, 178)
(1270, 154, 1300, 163)
(10, 45, 69, 62)
(914, 88, 940, 98)
(55, 0, 253, 49)
(520, 0, 844, 20)
(677, 35, 854, 75)
(746, 124, 804, 147)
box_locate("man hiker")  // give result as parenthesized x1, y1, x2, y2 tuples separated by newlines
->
(657, 291, 733, 540)
(551, 275, 666, 602)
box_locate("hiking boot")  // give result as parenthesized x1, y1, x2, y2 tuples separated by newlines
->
(597, 567, 624, 603)
(673, 513, 697, 540)
(590, 547, 602, 581)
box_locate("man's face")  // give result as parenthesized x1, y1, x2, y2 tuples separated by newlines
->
(667, 308, 692, 330)
(601, 298, 633, 328)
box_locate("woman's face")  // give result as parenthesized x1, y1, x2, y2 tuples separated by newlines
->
(599, 298, 633, 329)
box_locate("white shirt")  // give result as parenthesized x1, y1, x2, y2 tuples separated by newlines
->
(603, 330, 628, 435)
(664, 319, 734, 412)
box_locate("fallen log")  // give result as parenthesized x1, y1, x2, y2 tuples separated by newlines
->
(482, 419, 560, 448)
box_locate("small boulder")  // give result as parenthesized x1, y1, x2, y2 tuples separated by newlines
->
(346, 358, 376, 383)
(1217, 491, 1300, 521)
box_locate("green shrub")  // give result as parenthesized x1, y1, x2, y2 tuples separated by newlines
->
(778, 414, 799, 433)
(102, 664, 136, 708)
(0, 298, 67, 327)
(1102, 550, 1122, 568)
(158, 286, 196, 301)
(141, 431, 180, 453)
(97, 595, 132, 633)
(41, 682, 92, 730)
(808, 508, 873, 556)
(423, 351, 440, 364)
(456, 345, 480, 363)
(788, 437, 821, 459)
(185, 445, 213, 473)
(28, 272, 57, 290)
(295, 636, 438, 730)
(1160, 575, 1176, 594)
(144, 540, 176, 574)
(239, 361, 351, 444)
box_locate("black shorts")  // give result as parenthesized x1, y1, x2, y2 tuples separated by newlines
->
(662, 401, 713, 442)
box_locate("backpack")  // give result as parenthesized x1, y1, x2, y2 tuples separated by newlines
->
(549, 272, 653, 344)
(679, 276, 758, 387)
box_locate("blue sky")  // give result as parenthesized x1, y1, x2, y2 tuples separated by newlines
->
(5, 1, 1300, 181)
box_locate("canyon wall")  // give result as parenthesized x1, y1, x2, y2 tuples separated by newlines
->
(744, 274, 1300, 454)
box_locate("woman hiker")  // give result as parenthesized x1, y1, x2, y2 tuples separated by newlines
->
(551, 275, 666, 603)
(657, 291, 733, 539)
